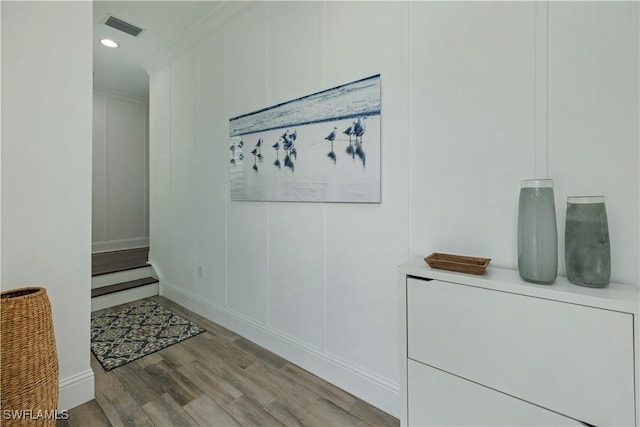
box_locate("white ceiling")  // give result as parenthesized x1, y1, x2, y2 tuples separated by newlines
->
(93, 1, 222, 99)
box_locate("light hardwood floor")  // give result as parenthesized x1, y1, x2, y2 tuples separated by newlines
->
(60, 296, 399, 427)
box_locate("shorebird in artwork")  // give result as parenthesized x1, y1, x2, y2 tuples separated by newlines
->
(273, 139, 281, 169)
(326, 127, 338, 164)
(229, 144, 236, 165)
(255, 138, 264, 161)
(354, 117, 367, 143)
(283, 138, 294, 154)
(343, 122, 356, 142)
(325, 127, 337, 142)
(281, 130, 296, 159)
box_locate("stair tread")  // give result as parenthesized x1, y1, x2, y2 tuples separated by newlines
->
(91, 277, 158, 298)
(92, 247, 149, 276)
(91, 262, 151, 277)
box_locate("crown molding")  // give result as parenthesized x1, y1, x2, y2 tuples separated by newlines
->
(142, 1, 256, 75)
(93, 84, 148, 105)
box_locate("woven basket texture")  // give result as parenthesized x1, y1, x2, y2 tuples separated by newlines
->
(1, 287, 59, 426)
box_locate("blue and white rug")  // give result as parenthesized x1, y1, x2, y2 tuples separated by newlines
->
(91, 300, 205, 371)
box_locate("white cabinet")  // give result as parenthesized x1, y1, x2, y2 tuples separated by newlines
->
(399, 257, 639, 427)
(408, 360, 581, 426)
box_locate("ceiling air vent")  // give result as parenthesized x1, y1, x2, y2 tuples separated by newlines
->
(104, 15, 144, 37)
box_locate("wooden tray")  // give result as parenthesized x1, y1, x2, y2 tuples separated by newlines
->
(424, 253, 491, 275)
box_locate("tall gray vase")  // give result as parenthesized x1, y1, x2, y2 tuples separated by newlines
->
(517, 179, 558, 284)
(565, 196, 610, 287)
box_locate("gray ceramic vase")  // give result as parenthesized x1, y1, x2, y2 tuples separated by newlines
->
(565, 196, 610, 287)
(517, 179, 558, 284)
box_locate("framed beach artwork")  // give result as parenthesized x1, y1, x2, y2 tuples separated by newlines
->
(228, 74, 381, 203)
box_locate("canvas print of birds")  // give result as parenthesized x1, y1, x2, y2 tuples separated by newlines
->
(228, 74, 381, 203)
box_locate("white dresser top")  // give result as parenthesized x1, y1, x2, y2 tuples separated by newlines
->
(399, 256, 639, 315)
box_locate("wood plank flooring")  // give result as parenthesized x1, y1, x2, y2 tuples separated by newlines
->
(61, 296, 398, 427)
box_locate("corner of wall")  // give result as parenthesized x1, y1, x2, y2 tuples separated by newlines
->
(58, 370, 95, 411)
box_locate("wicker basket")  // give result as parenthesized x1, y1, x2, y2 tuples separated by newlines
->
(1, 287, 59, 426)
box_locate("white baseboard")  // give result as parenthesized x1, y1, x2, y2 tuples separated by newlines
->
(58, 369, 94, 411)
(92, 238, 149, 254)
(147, 257, 165, 282)
(161, 282, 400, 418)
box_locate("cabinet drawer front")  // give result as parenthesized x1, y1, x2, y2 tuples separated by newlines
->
(408, 360, 582, 426)
(407, 278, 635, 427)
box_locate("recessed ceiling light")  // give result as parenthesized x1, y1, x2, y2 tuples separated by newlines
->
(100, 38, 119, 48)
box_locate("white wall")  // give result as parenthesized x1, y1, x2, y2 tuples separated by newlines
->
(146, 1, 639, 417)
(1, 1, 94, 410)
(408, 1, 639, 287)
(148, 1, 407, 415)
(547, 2, 639, 285)
(409, 1, 537, 269)
(92, 89, 149, 253)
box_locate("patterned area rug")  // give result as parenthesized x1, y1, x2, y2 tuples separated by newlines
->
(91, 300, 205, 371)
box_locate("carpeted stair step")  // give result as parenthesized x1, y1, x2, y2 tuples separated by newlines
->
(91, 277, 159, 298)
